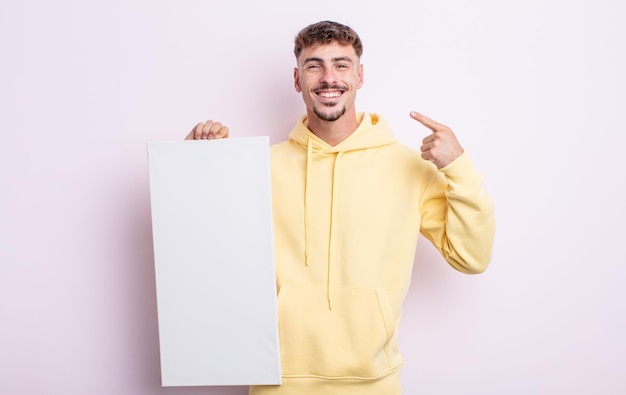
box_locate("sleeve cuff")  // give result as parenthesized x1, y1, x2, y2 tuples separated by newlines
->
(438, 151, 483, 191)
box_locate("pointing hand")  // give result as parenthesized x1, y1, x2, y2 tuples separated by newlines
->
(410, 111, 463, 168)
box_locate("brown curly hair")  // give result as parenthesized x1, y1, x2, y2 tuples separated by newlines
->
(294, 20, 363, 59)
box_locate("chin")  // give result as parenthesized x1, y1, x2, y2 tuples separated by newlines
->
(314, 106, 346, 122)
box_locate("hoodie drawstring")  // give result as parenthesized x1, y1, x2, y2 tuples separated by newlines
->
(326, 151, 343, 310)
(304, 136, 343, 310)
(304, 138, 312, 266)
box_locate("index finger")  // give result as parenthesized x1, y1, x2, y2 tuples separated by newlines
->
(410, 111, 444, 133)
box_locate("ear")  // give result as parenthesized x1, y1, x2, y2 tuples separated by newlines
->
(356, 64, 364, 89)
(293, 67, 302, 92)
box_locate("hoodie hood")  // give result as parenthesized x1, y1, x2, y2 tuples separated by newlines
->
(287, 112, 396, 309)
(288, 112, 397, 154)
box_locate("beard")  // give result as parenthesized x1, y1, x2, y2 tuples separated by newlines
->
(313, 103, 346, 122)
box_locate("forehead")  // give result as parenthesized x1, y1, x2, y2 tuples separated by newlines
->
(297, 42, 359, 64)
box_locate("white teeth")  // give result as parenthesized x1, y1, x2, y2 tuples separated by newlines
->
(319, 91, 341, 98)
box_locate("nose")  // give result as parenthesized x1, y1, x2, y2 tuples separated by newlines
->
(320, 67, 337, 84)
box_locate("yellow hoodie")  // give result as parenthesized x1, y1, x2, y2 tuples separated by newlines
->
(250, 113, 495, 395)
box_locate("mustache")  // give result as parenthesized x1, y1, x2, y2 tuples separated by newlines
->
(312, 83, 347, 92)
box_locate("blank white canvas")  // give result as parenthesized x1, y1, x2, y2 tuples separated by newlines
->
(147, 137, 282, 387)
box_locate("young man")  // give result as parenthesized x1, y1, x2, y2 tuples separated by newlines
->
(186, 20, 495, 395)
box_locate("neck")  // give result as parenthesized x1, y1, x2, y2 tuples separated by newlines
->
(306, 109, 360, 146)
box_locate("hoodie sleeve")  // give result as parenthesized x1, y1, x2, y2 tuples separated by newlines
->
(419, 152, 496, 274)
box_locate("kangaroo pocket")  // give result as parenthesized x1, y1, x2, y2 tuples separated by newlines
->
(277, 284, 401, 379)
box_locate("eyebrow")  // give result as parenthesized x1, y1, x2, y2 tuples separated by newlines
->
(303, 56, 354, 64)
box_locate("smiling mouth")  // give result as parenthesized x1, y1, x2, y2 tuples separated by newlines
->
(314, 85, 346, 99)
(320, 91, 343, 98)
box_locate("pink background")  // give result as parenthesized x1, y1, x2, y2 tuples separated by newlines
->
(1, 1, 624, 394)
